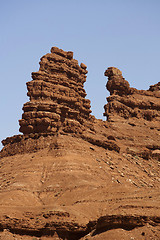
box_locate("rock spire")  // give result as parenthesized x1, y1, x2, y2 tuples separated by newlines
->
(19, 47, 92, 135)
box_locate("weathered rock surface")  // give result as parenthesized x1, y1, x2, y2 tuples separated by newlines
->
(19, 47, 92, 135)
(104, 67, 160, 121)
(104, 67, 160, 159)
(1, 49, 121, 157)
(0, 135, 160, 239)
(0, 50, 160, 239)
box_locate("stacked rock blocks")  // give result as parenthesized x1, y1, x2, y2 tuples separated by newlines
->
(104, 67, 160, 121)
(19, 47, 92, 135)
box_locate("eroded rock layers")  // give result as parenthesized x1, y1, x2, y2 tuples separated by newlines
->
(104, 67, 160, 122)
(1, 54, 160, 159)
(103, 67, 160, 159)
(19, 47, 92, 135)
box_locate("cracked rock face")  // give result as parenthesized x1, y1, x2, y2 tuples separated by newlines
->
(19, 47, 92, 135)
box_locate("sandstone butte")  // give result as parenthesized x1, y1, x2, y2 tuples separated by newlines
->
(0, 47, 160, 240)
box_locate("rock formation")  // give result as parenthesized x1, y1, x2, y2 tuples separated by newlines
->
(0, 49, 160, 240)
(104, 67, 160, 121)
(103, 67, 160, 159)
(19, 47, 92, 135)
(1, 49, 121, 156)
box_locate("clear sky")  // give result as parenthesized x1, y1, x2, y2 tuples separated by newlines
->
(0, 0, 160, 149)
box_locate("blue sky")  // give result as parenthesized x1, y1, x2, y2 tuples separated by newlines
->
(0, 0, 160, 149)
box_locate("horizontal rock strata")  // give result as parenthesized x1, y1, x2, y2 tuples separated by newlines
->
(104, 67, 160, 121)
(1, 55, 160, 160)
(1, 49, 121, 156)
(19, 47, 93, 135)
(103, 67, 160, 158)
(0, 53, 160, 240)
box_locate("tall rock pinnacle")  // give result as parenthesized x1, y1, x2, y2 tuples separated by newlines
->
(19, 47, 92, 135)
